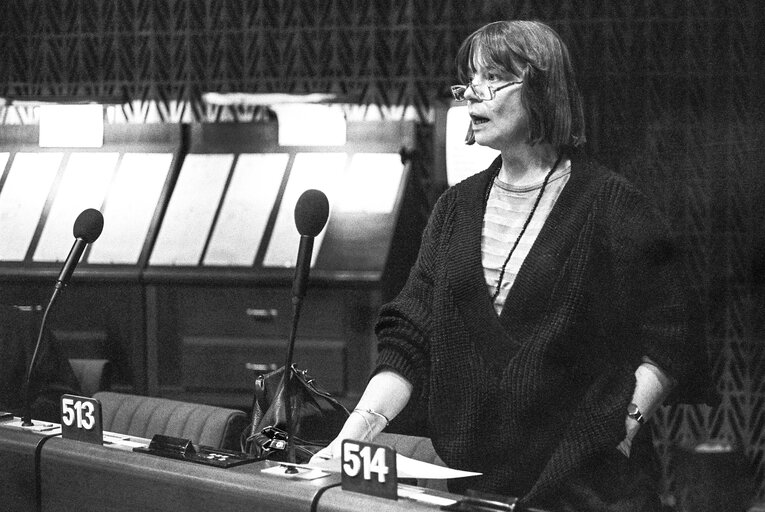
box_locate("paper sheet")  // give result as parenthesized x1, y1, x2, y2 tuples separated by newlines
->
(1, 418, 62, 435)
(102, 431, 151, 449)
(290, 453, 481, 480)
(398, 484, 459, 506)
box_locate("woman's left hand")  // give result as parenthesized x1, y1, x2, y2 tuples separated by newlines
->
(616, 417, 641, 457)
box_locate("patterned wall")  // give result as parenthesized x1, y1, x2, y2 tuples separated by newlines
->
(1, 0, 763, 504)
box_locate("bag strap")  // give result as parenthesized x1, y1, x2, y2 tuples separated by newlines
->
(249, 373, 269, 438)
(292, 366, 349, 414)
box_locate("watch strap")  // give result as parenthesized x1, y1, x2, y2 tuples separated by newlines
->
(627, 403, 645, 424)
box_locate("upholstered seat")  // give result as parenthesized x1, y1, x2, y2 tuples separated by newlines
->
(93, 391, 248, 452)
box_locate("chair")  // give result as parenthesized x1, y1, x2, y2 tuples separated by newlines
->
(93, 391, 249, 452)
(673, 440, 755, 512)
(375, 432, 448, 491)
(68, 358, 112, 397)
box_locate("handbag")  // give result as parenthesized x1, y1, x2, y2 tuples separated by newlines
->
(243, 364, 349, 463)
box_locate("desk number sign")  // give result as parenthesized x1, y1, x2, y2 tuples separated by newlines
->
(341, 439, 397, 500)
(60, 394, 103, 445)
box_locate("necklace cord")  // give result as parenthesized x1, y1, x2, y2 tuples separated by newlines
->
(488, 153, 564, 305)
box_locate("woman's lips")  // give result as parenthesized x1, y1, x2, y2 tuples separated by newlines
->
(471, 114, 489, 126)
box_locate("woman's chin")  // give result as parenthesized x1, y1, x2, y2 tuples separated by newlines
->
(472, 134, 499, 150)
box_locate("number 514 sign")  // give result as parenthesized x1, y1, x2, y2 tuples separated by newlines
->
(60, 394, 103, 444)
(341, 439, 398, 500)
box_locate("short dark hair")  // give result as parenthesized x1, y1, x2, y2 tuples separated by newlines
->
(456, 20, 586, 150)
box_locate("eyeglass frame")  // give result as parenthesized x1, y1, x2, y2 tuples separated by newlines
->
(451, 80, 523, 102)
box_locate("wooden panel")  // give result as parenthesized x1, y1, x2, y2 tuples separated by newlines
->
(50, 330, 108, 359)
(181, 336, 346, 394)
(152, 284, 381, 408)
(176, 287, 348, 339)
(0, 283, 146, 394)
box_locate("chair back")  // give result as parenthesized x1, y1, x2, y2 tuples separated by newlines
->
(69, 359, 111, 397)
(93, 391, 248, 451)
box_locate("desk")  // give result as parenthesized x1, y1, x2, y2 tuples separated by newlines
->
(316, 485, 458, 512)
(0, 422, 51, 512)
(1, 420, 460, 512)
(39, 436, 331, 512)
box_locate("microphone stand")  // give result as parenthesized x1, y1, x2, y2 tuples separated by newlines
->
(19, 208, 103, 426)
(20, 285, 62, 426)
(280, 295, 304, 473)
(278, 190, 328, 472)
(280, 235, 314, 472)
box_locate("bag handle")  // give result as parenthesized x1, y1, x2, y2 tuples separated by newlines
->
(249, 372, 269, 438)
(292, 366, 348, 409)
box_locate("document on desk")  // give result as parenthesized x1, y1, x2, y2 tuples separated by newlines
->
(103, 432, 150, 450)
(298, 454, 481, 480)
(1, 418, 62, 435)
(396, 455, 481, 479)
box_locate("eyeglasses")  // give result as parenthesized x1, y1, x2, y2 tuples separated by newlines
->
(450, 80, 523, 102)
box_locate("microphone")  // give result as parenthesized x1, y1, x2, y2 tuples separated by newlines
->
(21, 208, 104, 426)
(56, 208, 104, 290)
(282, 189, 329, 469)
(291, 189, 330, 303)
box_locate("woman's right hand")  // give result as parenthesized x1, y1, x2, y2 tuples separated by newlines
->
(310, 439, 342, 462)
(309, 370, 412, 464)
(308, 409, 381, 463)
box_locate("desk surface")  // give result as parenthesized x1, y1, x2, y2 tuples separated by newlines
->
(1, 420, 460, 512)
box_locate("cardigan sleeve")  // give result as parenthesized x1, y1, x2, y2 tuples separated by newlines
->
(373, 189, 454, 401)
(600, 175, 712, 404)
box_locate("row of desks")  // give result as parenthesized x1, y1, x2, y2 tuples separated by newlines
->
(0, 419, 458, 512)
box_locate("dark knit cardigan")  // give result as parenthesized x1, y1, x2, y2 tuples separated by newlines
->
(374, 156, 703, 504)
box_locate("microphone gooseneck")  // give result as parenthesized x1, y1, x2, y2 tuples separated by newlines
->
(282, 190, 329, 469)
(21, 208, 104, 426)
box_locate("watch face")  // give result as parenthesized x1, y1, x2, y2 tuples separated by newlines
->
(627, 403, 639, 415)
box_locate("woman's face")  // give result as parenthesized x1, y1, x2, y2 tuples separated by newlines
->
(465, 59, 527, 151)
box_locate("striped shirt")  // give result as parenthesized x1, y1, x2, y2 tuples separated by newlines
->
(482, 163, 571, 315)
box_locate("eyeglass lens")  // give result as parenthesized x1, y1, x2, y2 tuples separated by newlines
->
(451, 85, 468, 101)
(451, 83, 496, 101)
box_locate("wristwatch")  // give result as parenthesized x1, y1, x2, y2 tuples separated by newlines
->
(627, 403, 645, 424)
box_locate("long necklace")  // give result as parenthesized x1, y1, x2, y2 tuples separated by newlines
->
(486, 153, 564, 305)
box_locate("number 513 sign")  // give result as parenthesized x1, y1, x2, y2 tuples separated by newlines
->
(60, 394, 103, 444)
(341, 439, 398, 500)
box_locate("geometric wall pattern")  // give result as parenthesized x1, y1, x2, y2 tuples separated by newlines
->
(1, 0, 763, 503)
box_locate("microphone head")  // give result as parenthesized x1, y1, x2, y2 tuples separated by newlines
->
(294, 189, 329, 237)
(73, 208, 104, 243)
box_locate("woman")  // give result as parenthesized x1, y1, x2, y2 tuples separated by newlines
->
(314, 20, 706, 510)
